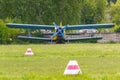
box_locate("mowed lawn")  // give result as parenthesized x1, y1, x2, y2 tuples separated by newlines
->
(0, 43, 120, 80)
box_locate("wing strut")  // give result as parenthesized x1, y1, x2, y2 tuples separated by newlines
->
(27, 29, 31, 37)
(51, 39, 53, 44)
(67, 40, 70, 44)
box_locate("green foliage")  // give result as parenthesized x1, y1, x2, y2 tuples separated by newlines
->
(107, 0, 117, 6)
(0, 19, 8, 44)
(0, 0, 106, 25)
(111, 1, 120, 25)
(111, 25, 120, 32)
(0, 19, 21, 44)
(80, 0, 106, 24)
(110, 1, 120, 32)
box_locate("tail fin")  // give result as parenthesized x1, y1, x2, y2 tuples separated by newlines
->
(60, 22, 62, 27)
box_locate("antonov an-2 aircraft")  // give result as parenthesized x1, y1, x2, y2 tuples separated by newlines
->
(6, 23, 114, 43)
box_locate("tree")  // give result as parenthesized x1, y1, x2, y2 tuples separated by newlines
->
(107, 0, 117, 6)
(80, 0, 106, 24)
(0, 19, 10, 44)
(111, 1, 120, 25)
(110, 0, 120, 32)
(0, 0, 82, 25)
(0, 0, 106, 25)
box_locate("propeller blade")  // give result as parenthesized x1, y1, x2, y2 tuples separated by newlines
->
(52, 32, 58, 38)
(53, 22, 58, 29)
(61, 32, 65, 39)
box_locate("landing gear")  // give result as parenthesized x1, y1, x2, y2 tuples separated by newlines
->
(56, 37, 65, 44)
(67, 40, 69, 44)
(51, 40, 53, 44)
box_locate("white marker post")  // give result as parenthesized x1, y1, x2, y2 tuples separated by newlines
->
(25, 48, 34, 56)
(64, 60, 82, 75)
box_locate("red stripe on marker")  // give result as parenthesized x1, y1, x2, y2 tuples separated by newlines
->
(27, 50, 32, 53)
(67, 65, 79, 70)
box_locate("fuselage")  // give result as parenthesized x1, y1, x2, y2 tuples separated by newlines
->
(52, 27, 65, 43)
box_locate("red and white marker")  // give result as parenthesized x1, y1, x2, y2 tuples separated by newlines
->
(64, 60, 82, 75)
(25, 48, 34, 56)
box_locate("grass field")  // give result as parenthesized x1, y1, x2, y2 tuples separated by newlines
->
(0, 43, 120, 80)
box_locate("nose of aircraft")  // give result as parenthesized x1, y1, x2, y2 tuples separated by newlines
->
(52, 23, 67, 39)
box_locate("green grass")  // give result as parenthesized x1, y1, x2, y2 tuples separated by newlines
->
(0, 43, 120, 80)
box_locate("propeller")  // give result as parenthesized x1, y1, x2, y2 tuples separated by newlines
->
(51, 22, 68, 39)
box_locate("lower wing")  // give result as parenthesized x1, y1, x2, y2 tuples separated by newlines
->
(18, 36, 52, 41)
(66, 36, 102, 41)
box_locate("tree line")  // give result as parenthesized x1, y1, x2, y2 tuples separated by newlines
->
(0, 0, 107, 24)
(0, 0, 119, 44)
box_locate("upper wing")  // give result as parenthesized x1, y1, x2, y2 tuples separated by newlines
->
(66, 23, 114, 30)
(6, 23, 55, 30)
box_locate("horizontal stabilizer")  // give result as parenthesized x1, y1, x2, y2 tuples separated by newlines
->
(6, 23, 55, 30)
(18, 36, 51, 41)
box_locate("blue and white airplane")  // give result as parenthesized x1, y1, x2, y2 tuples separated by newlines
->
(6, 23, 114, 43)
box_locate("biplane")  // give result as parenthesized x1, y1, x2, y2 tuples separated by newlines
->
(6, 23, 114, 43)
